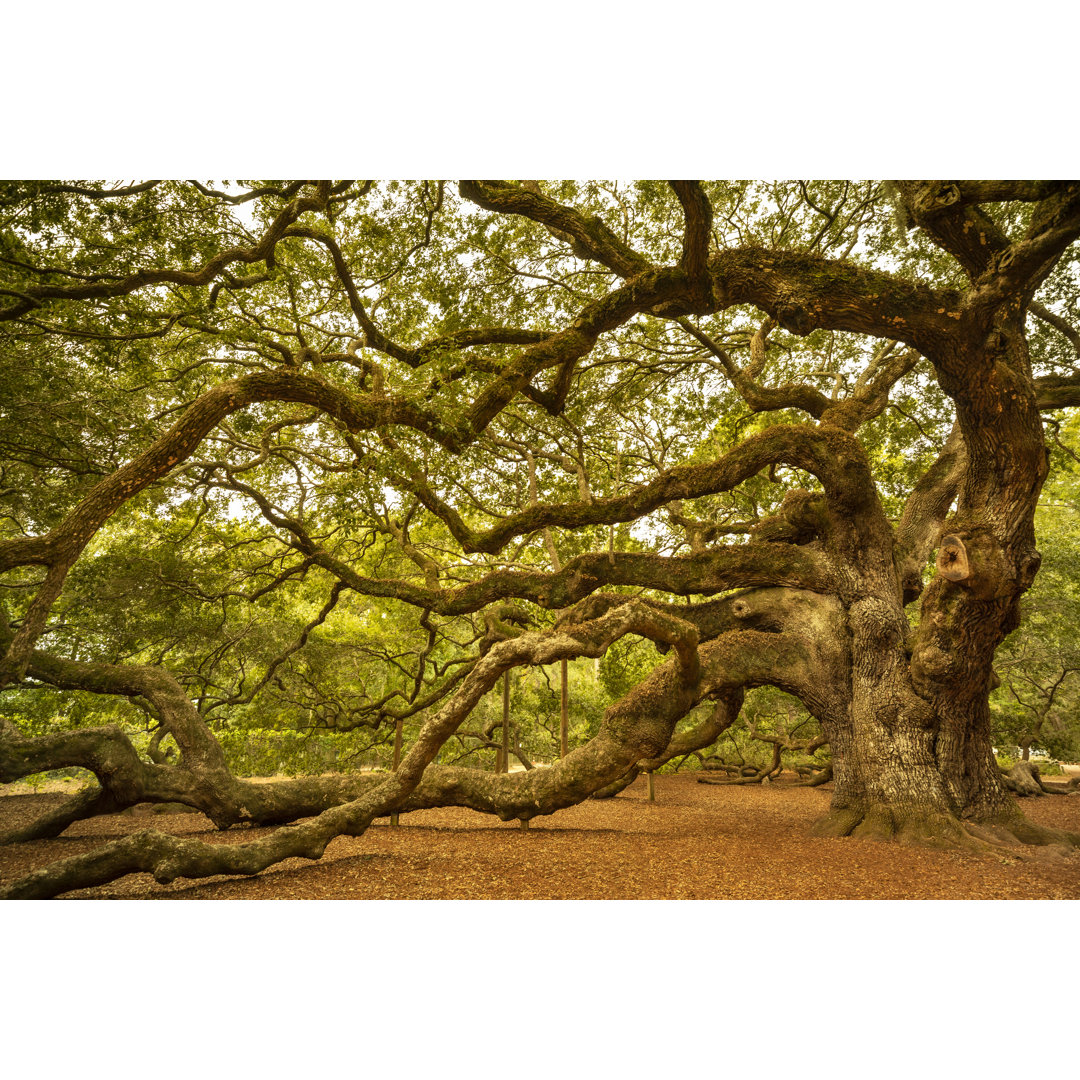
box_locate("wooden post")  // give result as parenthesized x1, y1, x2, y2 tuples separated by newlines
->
(390, 718, 403, 827)
(560, 658, 569, 759)
(501, 669, 510, 773)
(647, 771, 655, 802)
(520, 818, 529, 831)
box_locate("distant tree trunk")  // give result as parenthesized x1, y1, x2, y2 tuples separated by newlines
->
(390, 718, 404, 826)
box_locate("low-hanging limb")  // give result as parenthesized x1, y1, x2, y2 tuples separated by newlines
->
(697, 724, 828, 787)
(391, 586, 849, 815)
(1, 583, 835, 852)
(377, 627, 817, 821)
(590, 689, 745, 798)
(0, 598, 718, 897)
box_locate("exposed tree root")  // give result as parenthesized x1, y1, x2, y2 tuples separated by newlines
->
(811, 802, 1080, 854)
(796, 762, 833, 787)
(1000, 761, 1074, 796)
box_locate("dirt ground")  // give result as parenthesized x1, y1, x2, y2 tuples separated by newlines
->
(2, 771, 1079, 900)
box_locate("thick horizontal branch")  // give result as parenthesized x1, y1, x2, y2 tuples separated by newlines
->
(1035, 373, 1080, 410)
(461, 184, 951, 351)
(953, 181, 1065, 205)
(400, 423, 875, 555)
(310, 543, 835, 616)
(38, 181, 163, 200)
(707, 247, 963, 354)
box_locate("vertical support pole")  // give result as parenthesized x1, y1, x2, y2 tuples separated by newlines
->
(501, 669, 510, 774)
(393, 718, 403, 770)
(560, 658, 569, 759)
(647, 771, 655, 802)
(390, 718, 403, 827)
(520, 818, 529, 831)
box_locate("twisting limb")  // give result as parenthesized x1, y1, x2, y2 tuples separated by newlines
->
(390, 624, 821, 820)
(284, 224, 553, 366)
(1, 588, 836, 898)
(705, 247, 963, 356)
(894, 181, 1012, 279)
(670, 181, 714, 295)
(459, 181, 652, 279)
(970, 184, 1080, 309)
(893, 423, 966, 602)
(0, 367, 470, 682)
(676, 316, 832, 419)
(0, 599, 692, 897)
(591, 690, 744, 798)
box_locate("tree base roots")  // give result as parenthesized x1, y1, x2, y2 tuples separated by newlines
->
(811, 804, 1080, 853)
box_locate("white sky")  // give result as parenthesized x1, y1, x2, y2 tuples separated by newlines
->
(7, 6, 1078, 177)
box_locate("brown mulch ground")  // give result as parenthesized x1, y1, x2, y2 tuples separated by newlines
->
(2, 772, 1079, 899)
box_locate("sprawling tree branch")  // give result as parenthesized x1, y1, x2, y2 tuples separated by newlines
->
(386, 423, 877, 556)
(459, 181, 652, 279)
(1, 595, 803, 897)
(0, 183, 335, 323)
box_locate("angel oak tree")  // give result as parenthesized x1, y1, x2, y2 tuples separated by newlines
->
(2, 179, 1079, 898)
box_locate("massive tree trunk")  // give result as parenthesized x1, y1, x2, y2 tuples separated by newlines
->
(817, 331, 1072, 847)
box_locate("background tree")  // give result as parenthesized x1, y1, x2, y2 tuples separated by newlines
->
(990, 410, 1080, 770)
(2, 178, 1079, 898)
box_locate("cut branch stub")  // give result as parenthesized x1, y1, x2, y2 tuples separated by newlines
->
(936, 534, 971, 582)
